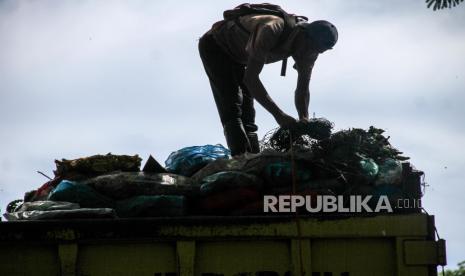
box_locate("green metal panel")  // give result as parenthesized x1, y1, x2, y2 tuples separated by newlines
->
(311, 238, 395, 276)
(195, 240, 291, 275)
(404, 239, 446, 265)
(58, 243, 78, 276)
(290, 239, 312, 275)
(0, 214, 443, 276)
(396, 237, 430, 276)
(177, 241, 196, 276)
(0, 244, 60, 276)
(77, 242, 176, 276)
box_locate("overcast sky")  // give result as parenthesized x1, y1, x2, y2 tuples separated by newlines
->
(1, 0, 464, 269)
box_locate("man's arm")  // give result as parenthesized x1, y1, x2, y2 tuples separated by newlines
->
(294, 54, 317, 120)
(243, 57, 296, 127)
(295, 67, 311, 120)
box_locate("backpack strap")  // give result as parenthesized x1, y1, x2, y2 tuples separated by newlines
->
(223, 3, 307, 77)
(280, 57, 288, 77)
(224, 3, 298, 47)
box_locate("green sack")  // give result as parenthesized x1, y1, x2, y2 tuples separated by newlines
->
(191, 157, 248, 184)
(115, 195, 185, 217)
(199, 171, 263, 195)
(48, 180, 115, 208)
(263, 161, 312, 188)
(85, 172, 196, 199)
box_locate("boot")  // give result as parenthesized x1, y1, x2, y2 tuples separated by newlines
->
(223, 119, 251, 156)
(247, 132, 260, 154)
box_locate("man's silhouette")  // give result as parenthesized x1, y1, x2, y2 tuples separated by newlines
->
(199, 4, 338, 156)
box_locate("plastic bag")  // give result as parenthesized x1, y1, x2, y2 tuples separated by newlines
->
(191, 156, 249, 184)
(84, 172, 196, 199)
(115, 195, 185, 217)
(26, 177, 63, 202)
(4, 208, 116, 221)
(48, 180, 115, 208)
(375, 158, 403, 186)
(359, 158, 379, 179)
(165, 144, 230, 176)
(199, 171, 263, 195)
(15, 201, 79, 212)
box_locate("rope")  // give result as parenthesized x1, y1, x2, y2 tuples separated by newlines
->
(289, 131, 305, 275)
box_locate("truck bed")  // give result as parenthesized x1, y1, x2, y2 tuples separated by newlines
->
(0, 213, 446, 276)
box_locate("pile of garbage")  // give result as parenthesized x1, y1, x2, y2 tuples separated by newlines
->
(4, 119, 425, 220)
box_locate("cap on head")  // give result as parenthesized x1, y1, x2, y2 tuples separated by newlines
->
(299, 20, 338, 51)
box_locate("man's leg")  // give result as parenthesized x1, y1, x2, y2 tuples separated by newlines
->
(198, 33, 252, 156)
(241, 92, 260, 153)
(237, 71, 260, 154)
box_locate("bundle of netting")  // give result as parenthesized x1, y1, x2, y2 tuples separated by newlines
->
(315, 126, 409, 163)
(260, 118, 334, 152)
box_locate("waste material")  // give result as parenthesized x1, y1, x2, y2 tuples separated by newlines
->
(196, 187, 261, 214)
(263, 161, 312, 188)
(115, 195, 185, 217)
(4, 208, 116, 221)
(54, 153, 142, 180)
(199, 171, 262, 195)
(14, 201, 80, 212)
(142, 155, 168, 173)
(191, 156, 248, 183)
(5, 199, 23, 213)
(84, 172, 195, 199)
(261, 118, 333, 152)
(25, 177, 63, 202)
(3, 123, 426, 220)
(316, 126, 409, 162)
(359, 157, 379, 179)
(165, 144, 231, 176)
(48, 180, 115, 208)
(375, 158, 403, 186)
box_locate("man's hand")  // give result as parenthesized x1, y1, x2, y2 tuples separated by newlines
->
(276, 113, 297, 128)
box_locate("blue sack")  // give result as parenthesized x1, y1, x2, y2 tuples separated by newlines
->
(165, 144, 231, 176)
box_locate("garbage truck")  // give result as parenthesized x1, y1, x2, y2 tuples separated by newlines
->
(0, 129, 448, 275)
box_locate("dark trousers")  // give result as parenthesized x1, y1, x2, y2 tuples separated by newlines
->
(198, 32, 260, 156)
